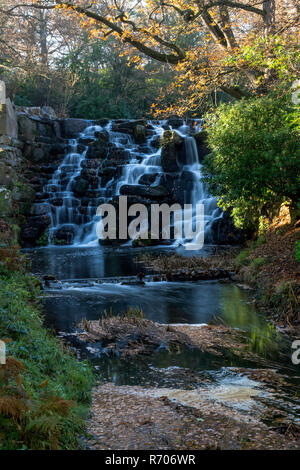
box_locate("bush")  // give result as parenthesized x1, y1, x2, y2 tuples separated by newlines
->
(202, 94, 300, 230)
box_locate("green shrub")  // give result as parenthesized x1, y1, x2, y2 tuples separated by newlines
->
(202, 94, 300, 230)
(235, 249, 250, 266)
(0, 271, 94, 449)
(250, 257, 265, 270)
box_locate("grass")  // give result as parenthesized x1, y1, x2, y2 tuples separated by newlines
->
(0, 253, 94, 450)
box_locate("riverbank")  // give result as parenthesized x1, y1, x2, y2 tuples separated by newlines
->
(137, 216, 299, 335)
(0, 247, 94, 450)
(85, 321, 300, 451)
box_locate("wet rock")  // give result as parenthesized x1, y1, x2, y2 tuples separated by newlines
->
(51, 198, 63, 207)
(53, 225, 75, 244)
(151, 135, 161, 148)
(138, 173, 158, 185)
(209, 211, 245, 245)
(35, 192, 49, 200)
(78, 136, 94, 145)
(20, 214, 51, 245)
(61, 118, 88, 138)
(161, 130, 184, 172)
(166, 116, 184, 129)
(40, 163, 58, 174)
(93, 118, 110, 127)
(86, 140, 108, 160)
(133, 124, 146, 144)
(99, 166, 118, 183)
(119, 184, 169, 199)
(49, 142, 67, 156)
(194, 131, 210, 161)
(111, 119, 146, 134)
(72, 177, 89, 197)
(95, 130, 109, 143)
(107, 147, 130, 161)
(81, 159, 99, 169)
(80, 168, 97, 181)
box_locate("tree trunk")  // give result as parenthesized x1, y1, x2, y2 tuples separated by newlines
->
(263, 0, 276, 35)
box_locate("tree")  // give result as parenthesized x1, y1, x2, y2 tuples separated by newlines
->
(24, 0, 299, 115)
(201, 93, 300, 229)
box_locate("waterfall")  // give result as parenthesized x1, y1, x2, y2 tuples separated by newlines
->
(36, 118, 221, 248)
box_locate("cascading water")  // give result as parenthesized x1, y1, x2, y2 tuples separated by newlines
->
(173, 124, 223, 247)
(36, 118, 222, 248)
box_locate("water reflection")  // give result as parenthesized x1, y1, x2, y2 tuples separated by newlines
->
(26, 247, 282, 361)
(219, 286, 282, 358)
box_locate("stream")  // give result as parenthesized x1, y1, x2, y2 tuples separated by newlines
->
(25, 244, 300, 431)
(23, 118, 300, 445)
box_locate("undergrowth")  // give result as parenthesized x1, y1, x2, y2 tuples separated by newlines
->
(0, 248, 94, 449)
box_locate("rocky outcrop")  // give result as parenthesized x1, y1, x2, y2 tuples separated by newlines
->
(0, 99, 18, 138)
(20, 214, 51, 246)
(160, 130, 184, 172)
(194, 131, 210, 161)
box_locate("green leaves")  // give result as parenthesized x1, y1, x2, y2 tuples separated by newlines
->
(202, 94, 300, 230)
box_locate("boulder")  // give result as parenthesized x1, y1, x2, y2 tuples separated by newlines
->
(20, 214, 51, 245)
(107, 147, 130, 161)
(161, 130, 184, 172)
(53, 225, 75, 244)
(0, 146, 23, 187)
(0, 99, 18, 138)
(166, 116, 184, 129)
(81, 159, 99, 169)
(133, 124, 146, 144)
(72, 177, 89, 196)
(61, 119, 88, 138)
(111, 119, 146, 134)
(138, 173, 158, 185)
(17, 113, 38, 140)
(41, 106, 57, 119)
(99, 166, 118, 182)
(12, 183, 35, 204)
(0, 187, 13, 218)
(209, 211, 245, 245)
(86, 140, 108, 159)
(80, 168, 97, 181)
(95, 130, 109, 143)
(194, 131, 210, 161)
(151, 135, 161, 148)
(119, 184, 169, 199)
(23, 142, 51, 163)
